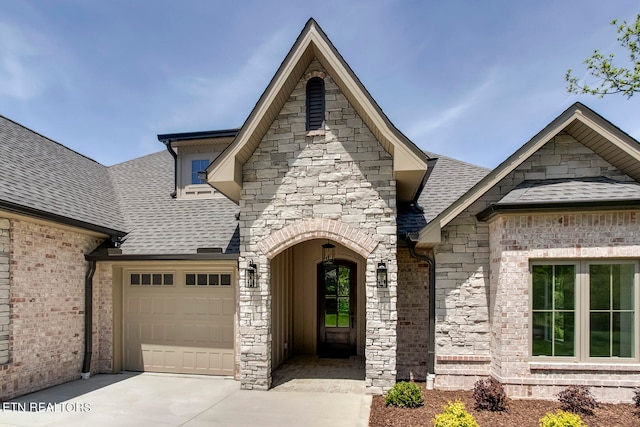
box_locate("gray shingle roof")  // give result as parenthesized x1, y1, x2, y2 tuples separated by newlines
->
(498, 177, 640, 204)
(108, 151, 239, 254)
(0, 115, 125, 234)
(398, 153, 489, 236)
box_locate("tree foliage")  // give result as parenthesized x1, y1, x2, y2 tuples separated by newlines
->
(566, 13, 640, 98)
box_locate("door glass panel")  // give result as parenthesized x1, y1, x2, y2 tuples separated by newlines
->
(323, 265, 351, 329)
(325, 297, 337, 327)
(338, 297, 350, 327)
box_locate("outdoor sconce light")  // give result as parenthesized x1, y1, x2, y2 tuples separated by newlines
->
(246, 260, 257, 288)
(377, 262, 388, 288)
(322, 242, 336, 265)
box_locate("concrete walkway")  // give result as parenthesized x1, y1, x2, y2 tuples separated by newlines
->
(0, 373, 372, 427)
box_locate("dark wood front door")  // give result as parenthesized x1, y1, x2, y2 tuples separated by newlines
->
(317, 260, 356, 357)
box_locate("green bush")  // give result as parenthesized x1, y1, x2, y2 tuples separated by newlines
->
(539, 409, 586, 427)
(384, 381, 424, 408)
(433, 400, 479, 427)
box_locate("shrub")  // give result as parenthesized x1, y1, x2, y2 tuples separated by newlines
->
(384, 381, 424, 408)
(539, 409, 586, 427)
(472, 377, 508, 412)
(433, 400, 479, 427)
(557, 385, 598, 415)
(633, 387, 640, 408)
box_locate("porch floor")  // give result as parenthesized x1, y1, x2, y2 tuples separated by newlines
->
(271, 355, 366, 394)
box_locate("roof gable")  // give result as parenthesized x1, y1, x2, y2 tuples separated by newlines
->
(417, 102, 640, 246)
(206, 18, 429, 203)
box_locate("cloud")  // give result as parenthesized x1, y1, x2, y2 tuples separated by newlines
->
(158, 28, 291, 131)
(0, 23, 46, 100)
(406, 71, 497, 141)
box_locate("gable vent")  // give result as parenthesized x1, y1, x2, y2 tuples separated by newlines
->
(306, 77, 325, 131)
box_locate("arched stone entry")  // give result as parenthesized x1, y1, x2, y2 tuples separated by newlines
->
(270, 239, 366, 370)
(257, 218, 378, 260)
(239, 218, 397, 393)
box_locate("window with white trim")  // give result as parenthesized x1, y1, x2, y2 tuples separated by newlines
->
(531, 261, 638, 361)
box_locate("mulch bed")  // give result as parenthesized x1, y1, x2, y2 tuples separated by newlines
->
(369, 388, 639, 427)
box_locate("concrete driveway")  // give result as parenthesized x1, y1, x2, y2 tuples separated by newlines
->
(0, 373, 372, 427)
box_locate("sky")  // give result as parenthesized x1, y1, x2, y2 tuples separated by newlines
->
(1, 1, 639, 168)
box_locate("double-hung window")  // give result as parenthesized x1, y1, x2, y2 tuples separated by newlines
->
(531, 261, 638, 361)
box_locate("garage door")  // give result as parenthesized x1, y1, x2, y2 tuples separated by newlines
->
(124, 270, 235, 375)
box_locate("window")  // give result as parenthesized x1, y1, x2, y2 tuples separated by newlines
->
(306, 77, 325, 131)
(191, 159, 209, 185)
(531, 261, 638, 360)
(130, 273, 173, 286)
(185, 273, 231, 286)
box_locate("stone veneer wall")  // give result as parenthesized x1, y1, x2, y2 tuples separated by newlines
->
(396, 247, 430, 381)
(0, 219, 9, 366)
(434, 133, 637, 395)
(238, 59, 397, 393)
(1, 218, 102, 400)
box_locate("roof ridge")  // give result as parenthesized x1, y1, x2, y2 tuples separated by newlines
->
(0, 114, 104, 166)
(424, 150, 491, 171)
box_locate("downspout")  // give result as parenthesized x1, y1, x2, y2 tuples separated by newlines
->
(163, 140, 178, 198)
(405, 234, 436, 388)
(81, 260, 96, 379)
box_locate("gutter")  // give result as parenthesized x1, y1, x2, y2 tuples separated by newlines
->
(477, 199, 640, 222)
(81, 260, 96, 379)
(404, 234, 436, 388)
(162, 139, 178, 198)
(85, 252, 239, 262)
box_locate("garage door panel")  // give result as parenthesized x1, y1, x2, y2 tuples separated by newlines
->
(125, 273, 235, 376)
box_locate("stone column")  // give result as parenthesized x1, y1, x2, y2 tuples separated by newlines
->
(238, 254, 272, 390)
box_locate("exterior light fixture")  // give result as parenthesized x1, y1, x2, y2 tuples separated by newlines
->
(322, 242, 336, 265)
(376, 262, 388, 288)
(246, 260, 257, 288)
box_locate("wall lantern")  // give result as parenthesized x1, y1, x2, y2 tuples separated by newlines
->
(322, 242, 336, 265)
(246, 260, 257, 288)
(376, 262, 388, 288)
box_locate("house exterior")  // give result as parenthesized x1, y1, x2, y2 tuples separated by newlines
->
(2, 19, 640, 403)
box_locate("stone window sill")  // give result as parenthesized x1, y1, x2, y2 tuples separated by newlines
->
(529, 362, 640, 372)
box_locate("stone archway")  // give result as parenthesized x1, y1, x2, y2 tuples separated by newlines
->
(257, 218, 378, 260)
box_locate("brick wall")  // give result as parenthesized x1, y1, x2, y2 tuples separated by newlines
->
(396, 247, 430, 381)
(434, 133, 640, 400)
(0, 218, 9, 366)
(490, 212, 640, 402)
(94, 263, 113, 374)
(238, 59, 397, 393)
(1, 218, 102, 400)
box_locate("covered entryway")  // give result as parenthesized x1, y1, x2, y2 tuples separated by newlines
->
(270, 239, 366, 371)
(122, 266, 235, 375)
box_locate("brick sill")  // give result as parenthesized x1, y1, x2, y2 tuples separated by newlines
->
(530, 362, 640, 372)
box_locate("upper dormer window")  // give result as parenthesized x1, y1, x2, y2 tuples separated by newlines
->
(306, 77, 325, 131)
(191, 159, 209, 184)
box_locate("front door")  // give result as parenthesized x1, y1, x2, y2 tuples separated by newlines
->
(317, 260, 356, 357)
